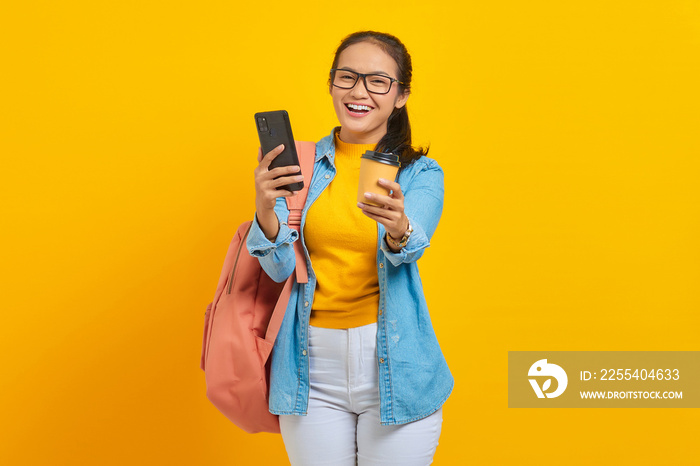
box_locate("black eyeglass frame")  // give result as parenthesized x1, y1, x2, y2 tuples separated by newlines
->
(329, 68, 405, 95)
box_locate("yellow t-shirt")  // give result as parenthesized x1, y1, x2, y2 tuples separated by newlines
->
(304, 134, 379, 329)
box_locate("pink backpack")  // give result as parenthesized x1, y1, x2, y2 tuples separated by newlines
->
(200, 141, 315, 433)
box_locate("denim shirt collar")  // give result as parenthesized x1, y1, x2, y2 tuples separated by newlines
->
(314, 127, 339, 165)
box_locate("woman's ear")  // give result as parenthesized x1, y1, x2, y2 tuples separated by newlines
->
(395, 89, 410, 109)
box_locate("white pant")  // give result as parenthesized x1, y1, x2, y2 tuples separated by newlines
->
(279, 323, 443, 466)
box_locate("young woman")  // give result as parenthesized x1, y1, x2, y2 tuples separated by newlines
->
(249, 31, 453, 465)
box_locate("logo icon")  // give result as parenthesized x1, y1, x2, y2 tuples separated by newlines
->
(528, 359, 568, 398)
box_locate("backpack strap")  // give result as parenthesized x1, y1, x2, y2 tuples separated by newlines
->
(262, 141, 315, 344)
(264, 272, 295, 343)
(285, 141, 315, 284)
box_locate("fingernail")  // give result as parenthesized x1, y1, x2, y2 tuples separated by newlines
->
(357, 202, 365, 208)
(378, 178, 387, 184)
(364, 192, 373, 199)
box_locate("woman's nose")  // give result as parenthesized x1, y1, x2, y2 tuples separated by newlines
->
(350, 77, 369, 97)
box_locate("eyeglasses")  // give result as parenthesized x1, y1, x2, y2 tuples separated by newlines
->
(330, 69, 404, 95)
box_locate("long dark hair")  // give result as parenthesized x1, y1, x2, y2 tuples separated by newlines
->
(330, 31, 429, 168)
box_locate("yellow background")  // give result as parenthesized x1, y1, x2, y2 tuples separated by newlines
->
(1, 1, 698, 464)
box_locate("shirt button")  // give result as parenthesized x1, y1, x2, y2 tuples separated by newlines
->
(302, 350, 307, 356)
(379, 358, 385, 363)
(379, 263, 384, 269)
(324, 174, 330, 179)
(304, 301, 309, 307)
(379, 309, 383, 316)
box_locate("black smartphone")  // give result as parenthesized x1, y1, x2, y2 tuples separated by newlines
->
(254, 110, 303, 192)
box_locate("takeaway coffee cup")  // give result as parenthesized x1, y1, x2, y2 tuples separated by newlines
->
(357, 151, 401, 206)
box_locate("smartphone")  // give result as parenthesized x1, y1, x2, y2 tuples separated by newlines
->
(254, 110, 303, 192)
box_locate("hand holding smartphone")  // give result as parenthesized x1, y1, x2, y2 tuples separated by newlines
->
(254, 110, 303, 192)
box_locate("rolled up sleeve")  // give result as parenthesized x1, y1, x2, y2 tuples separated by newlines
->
(246, 198, 297, 283)
(381, 159, 444, 267)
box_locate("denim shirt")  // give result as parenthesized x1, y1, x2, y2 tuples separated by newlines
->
(247, 128, 454, 425)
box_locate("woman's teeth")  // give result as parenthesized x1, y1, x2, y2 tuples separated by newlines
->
(346, 104, 372, 112)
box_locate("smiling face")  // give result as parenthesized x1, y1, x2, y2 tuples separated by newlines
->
(331, 41, 409, 145)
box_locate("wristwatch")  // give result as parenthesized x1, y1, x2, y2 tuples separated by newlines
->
(387, 218, 413, 248)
